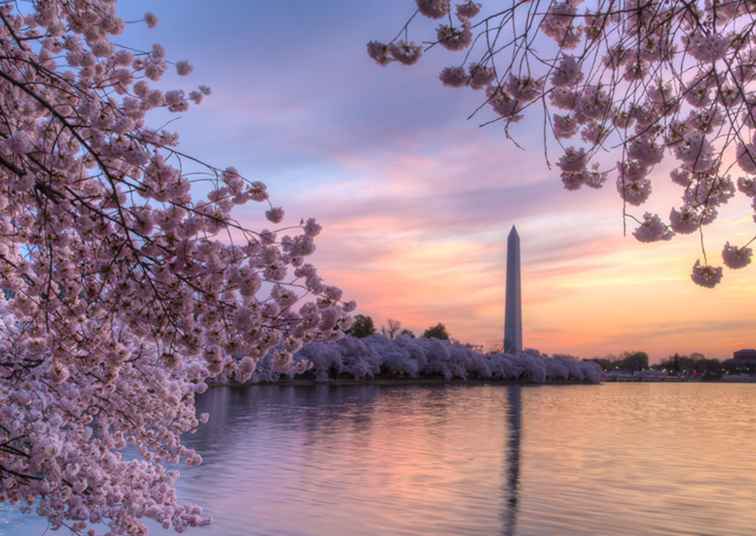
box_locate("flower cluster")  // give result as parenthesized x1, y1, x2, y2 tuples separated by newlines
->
(632, 213, 674, 243)
(690, 260, 723, 288)
(0, 2, 350, 534)
(722, 242, 752, 270)
(368, 0, 756, 288)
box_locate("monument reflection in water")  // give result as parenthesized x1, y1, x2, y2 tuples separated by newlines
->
(503, 386, 521, 536)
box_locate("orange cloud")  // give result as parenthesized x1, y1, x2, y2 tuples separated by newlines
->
(285, 144, 756, 360)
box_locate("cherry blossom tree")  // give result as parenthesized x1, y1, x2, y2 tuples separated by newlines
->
(368, 0, 756, 287)
(0, 1, 353, 534)
(289, 333, 602, 384)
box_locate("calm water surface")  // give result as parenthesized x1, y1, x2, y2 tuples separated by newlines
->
(6, 383, 756, 535)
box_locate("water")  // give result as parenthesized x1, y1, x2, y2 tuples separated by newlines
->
(6, 383, 756, 535)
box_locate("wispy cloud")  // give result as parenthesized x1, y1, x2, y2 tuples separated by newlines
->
(127, 0, 756, 360)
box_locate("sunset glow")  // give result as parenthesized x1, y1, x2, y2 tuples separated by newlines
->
(131, 1, 755, 360)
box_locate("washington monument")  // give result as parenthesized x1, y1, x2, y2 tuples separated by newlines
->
(504, 225, 523, 354)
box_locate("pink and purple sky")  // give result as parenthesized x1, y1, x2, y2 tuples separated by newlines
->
(126, 1, 755, 360)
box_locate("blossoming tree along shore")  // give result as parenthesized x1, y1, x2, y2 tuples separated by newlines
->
(0, 2, 353, 534)
(368, 0, 756, 287)
(251, 334, 603, 385)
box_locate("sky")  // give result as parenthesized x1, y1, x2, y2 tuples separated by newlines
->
(120, 1, 756, 360)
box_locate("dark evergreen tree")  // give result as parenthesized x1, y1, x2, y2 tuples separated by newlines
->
(423, 323, 450, 340)
(349, 314, 376, 338)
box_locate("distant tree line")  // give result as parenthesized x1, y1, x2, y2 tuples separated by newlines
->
(347, 314, 450, 341)
(349, 318, 754, 376)
(587, 351, 755, 376)
(653, 353, 723, 375)
(586, 352, 649, 372)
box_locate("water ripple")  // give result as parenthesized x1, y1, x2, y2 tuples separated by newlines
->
(7, 383, 756, 536)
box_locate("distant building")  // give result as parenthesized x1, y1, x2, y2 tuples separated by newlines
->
(724, 349, 756, 373)
(733, 349, 756, 365)
(733, 349, 756, 361)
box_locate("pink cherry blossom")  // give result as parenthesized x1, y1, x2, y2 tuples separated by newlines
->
(437, 21, 473, 51)
(616, 175, 652, 206)
(506, 74, 544, 101)
(558, 147, 588, 173)
(367, 41, 391, 65)
(722, 242, 752, 269)
(550, 55, 583, 87)
(691, 260, 723, 288)
(581, 122, 609, 145)
(633, 213, 674, 243)
(176, 60, 193, 76)
(367, 0, 756, 286)
(468, 63, 495, 89)
(549, 87, 578, 110)
(144, 12, 158, 28)
(487, 85, 523, 121)
(628, 136, 664, 167)
(266, 207, 285, 224)
(584, 164, 608, 189)
(736, 142, 756, 175)
(417, 0, 451, 19)
(0, 2, 352, 534)
(685, 31, 731, 63)
(553, 114, 578, 139)
(304, 218, 323, 237)
(390, 41, 423, 65)
(670, 206, 701, 234)
(738, 177, 756, 197)
(439, 66, 468, 87)
(456, 1, 482, 20)
(670, 168, 692, 187)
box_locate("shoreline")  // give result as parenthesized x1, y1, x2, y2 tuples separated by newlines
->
(604, 378, 756, 383)
(210, 376, 756, 388)
(212, 376, 599, 388)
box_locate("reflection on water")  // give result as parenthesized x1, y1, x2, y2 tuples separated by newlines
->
(7, 383, 756, 536)
(503, 385, 521, 536)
